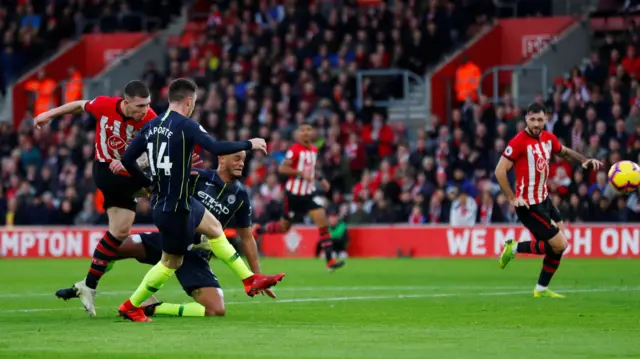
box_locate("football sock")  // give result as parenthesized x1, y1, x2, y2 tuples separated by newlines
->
(515, 240, 553, 255)
(155, 302, 206, 317)
(85, 231, 122, 289)
(262, 221, 287, 234)
(130, 262, 176, 307)
(208, 233, 253, 280)
(319, 227, 334, 263)
(537, 252, 562, 288)
(535, 284, 548, 292)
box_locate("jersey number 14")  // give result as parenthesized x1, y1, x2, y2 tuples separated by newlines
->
(147, 142, 173, 176)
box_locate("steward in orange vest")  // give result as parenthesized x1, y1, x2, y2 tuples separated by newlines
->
(455, 58, 481, 102)
(65, 66, 83, 102)
(25, 70, 57, 116)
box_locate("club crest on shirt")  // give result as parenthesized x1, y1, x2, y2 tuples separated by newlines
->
(227, 194, 236, 204)
(536, 157, 547, 172)
(107, 136, 126, 150)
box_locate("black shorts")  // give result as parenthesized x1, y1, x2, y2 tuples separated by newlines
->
(152, 198, 206, 256)
(132, 232, 220, 296)
(93, 161, 145, 211)
(515, 197, 563, 241)
(283, 192, 322, 221)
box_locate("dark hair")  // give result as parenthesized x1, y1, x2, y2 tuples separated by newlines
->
(168, 78, 197, 103)
(123, 80, 150, 99)
(526, 102, 548, 115)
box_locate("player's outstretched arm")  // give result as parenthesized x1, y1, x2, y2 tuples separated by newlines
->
(34, 100, 89, 129)
(190, 123, 265, 155)
(121, 135, 152, 188)
(558, 146, 603, 170)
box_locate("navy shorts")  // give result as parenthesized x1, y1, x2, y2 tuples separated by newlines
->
(153, 198, 206, 255)
(132, 232, 220, 296)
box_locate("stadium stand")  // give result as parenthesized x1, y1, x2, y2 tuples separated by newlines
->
(0, 0, 182, 96)
(1, 0, 639, 228)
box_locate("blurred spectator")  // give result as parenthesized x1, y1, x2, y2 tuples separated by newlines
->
(477, 190, 505, 224)
(449, 187, 477, 226)
(347, 198, 371, 224)
(0, 0, 181, 93)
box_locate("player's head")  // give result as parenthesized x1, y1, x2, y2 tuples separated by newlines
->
(168, 78, 198, 117)
(218, 151, 247, 179)
(524, 102, 547, 137)
(122, 80, 151, 121)
(296, 122, 313, 144)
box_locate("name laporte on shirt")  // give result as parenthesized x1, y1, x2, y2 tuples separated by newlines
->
(145, 125, 174, 140)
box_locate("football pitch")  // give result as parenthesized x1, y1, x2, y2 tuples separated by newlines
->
(0, 258, 638, 359)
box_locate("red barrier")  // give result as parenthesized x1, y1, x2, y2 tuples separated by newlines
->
(12, 33, 150, 127)
(1, 225, 639, 258)
(430, 16, 577, 121)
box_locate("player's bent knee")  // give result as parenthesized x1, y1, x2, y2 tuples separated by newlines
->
(280, 219, 292, 232)
(107, 211, 135, 239)
(193, 288, 225, 316)
(549, 232, 568, 254)
(309, 208, 327, 220)
(204, 306, 226, 316)
(198, 211, 224, 238)
(161, 253, 184, 269)
(110, 229, 130, 240)
(108, 221, 131, 239)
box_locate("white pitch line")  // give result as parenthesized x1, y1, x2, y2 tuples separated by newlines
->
(0, 285, 528, 299)
(225, 286, 640, 305)
(1, 286, 639, 314)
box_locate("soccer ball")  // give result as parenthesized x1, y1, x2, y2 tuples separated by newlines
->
(608, 161, 640, 193)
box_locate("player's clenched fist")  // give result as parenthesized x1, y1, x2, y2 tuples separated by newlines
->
(249, 138, 268, 154)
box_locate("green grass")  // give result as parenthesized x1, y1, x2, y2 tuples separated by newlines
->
(0, 258, 639, 359)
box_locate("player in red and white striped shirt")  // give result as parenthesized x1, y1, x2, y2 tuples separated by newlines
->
(34, 81, 157, 316)
(257, 122, 344, 271)
(495, 103, 602, 298)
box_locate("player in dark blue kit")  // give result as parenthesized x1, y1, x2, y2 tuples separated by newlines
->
(56, 151, 274, 317)
(117, 78, 284, 322)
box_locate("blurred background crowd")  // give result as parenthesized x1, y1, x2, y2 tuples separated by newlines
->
(1, 0, 640, 228)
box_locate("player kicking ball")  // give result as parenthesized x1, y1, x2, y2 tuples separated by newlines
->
(117, 78, 283, 322)
(58, 151, 275, 317)
(35, 81, 158, 316)
(494, 103, 602, 298)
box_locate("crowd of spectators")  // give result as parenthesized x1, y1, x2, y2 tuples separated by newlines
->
(2, 0, 639, 228)
(0, 0, 180, 96)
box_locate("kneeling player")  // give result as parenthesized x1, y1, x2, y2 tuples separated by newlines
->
(57, 151, 276, 312)
(60, 231, 271, 317)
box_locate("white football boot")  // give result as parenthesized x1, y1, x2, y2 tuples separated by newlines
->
(74, 280, 97, 317)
